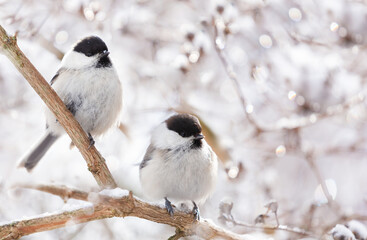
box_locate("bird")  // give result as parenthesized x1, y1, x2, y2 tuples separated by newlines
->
(139, 113, 218, 220)
(19, 36, 122, 171)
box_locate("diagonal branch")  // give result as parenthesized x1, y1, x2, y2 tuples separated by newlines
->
(0, 184, 247, 240)
(0, 25, 116, 189)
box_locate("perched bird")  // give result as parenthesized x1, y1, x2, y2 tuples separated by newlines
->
(19, 36, 122, 171)
(139, 113, 218, 220)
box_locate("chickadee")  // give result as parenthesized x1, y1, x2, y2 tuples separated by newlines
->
(139, 113, 218, 220)
(19, 36, 122, 171)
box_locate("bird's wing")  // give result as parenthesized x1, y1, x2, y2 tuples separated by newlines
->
(65, 98, 79, 116)
(50, 68, 65, 85)
(139, 143, 156, 169)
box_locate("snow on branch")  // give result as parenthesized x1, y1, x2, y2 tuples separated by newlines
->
(0, 184, 248, 240)
(0, 25, 116, 189)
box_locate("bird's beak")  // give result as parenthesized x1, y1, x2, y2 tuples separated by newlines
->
(100, 50, 110, 58)
(194, 134, 204, 140)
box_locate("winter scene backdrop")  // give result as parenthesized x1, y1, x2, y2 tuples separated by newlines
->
(1, 0, 367, 239)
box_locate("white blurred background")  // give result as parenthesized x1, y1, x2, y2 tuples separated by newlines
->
(1, 0, 367, 239)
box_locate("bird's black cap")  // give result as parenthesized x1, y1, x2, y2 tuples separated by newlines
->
(73, 36, 108, 57)
(165, 114, 202, 138)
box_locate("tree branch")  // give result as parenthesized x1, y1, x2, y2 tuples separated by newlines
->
(0, 25, 116, 189)
(0, 184, 247, 240)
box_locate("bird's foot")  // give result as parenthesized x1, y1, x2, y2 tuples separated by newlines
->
(88, 133, 95, 149)
(192, 201, 200, 221)
(165, 197, 174, 217)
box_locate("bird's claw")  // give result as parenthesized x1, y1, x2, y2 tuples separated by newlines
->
(88, 133, 95, 149)
(165, 198, 174, 217)
(192, 201, 200, 221)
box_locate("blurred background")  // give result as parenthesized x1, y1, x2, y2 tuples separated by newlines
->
(1, 0, 367, 239)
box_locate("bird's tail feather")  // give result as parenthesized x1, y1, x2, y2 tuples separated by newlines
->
(18, 133, 59, 172)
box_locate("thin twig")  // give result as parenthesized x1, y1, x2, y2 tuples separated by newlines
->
(274, 212, 279, 227)
(236, 221, 315, 237)
(0, 25, 116, 189)
(304, 151, 334, 205)
(224, 215, 315, 237)
(289, 31, 331, 47)
(37, 35, 64, 60)
(219, 200, 315, 237)
(211, 17, 263, 134)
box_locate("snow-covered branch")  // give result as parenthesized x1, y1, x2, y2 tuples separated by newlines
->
(0, 184, 247, 240)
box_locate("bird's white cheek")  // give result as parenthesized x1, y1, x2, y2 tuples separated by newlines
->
(61, 50, 97, 69)
(151, 124, 188, 149)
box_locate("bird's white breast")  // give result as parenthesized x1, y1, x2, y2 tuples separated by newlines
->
(140, 141, 218, 203)
(45, 66, 122, 136)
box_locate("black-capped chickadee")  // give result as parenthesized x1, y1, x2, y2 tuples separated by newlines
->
(19, 36, 122, 171)
(139, 114, 218, 220)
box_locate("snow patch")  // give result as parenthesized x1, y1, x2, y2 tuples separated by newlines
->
(331, 224, 356, 240)
(62, 199, 94, 213)
(346, 220, 367, 240)
(99, 188, 129, 199)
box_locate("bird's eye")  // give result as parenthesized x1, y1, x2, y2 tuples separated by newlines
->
(179, 132, 186, 137)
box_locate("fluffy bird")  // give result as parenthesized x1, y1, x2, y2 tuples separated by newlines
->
(19, 36, 122, 171)
(139, 114, 218, 220)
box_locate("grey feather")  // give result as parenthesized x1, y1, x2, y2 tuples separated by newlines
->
(65, 96, 82, 116)
(50, 68, 65, 85)
(18, 133, 59, 172)
(140, 144, 156, 169)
